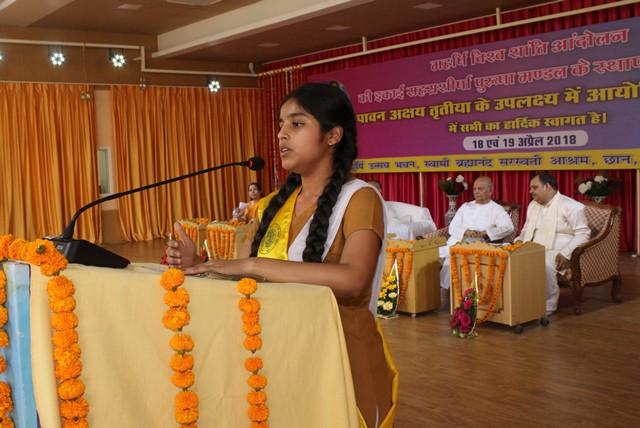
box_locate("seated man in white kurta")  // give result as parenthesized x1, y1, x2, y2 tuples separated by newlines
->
(517, 172, 590, 316)
(440, 176, 514, 290)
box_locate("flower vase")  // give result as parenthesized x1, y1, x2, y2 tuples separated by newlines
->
(445, 194, 459, 225)
(590, 196, 607, 204)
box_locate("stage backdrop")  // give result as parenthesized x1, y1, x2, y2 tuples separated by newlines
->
(310, 17, 640, 173)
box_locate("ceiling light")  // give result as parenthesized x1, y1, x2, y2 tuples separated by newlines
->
(109, 49, 126, 68)
(0, 52, 3, 62)
(413, 2, 442, 10)
(207, 78, 221, 93)
(258, 42, 280, 48)
(325, 25, 351, 32)
(49, 49, 65, 67)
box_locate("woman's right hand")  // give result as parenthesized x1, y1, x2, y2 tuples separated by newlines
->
(165, 222, 197, 268)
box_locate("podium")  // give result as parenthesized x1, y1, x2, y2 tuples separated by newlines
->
(449, 242, 546, 327)
(385, 237, 445, 316)
(26, 263, 359, 427)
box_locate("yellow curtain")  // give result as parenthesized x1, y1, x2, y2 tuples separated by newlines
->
(111, 86, 263, 241)
(0, 83, 100, 242)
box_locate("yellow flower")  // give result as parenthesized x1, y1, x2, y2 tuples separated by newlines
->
(49, 296, 76, 313)
(47, 276, 75, 299)
(164, 288, 190, 308)
(247, 374, 267, 390)
(51, 312, 79, 330)
(247, 404, 269, 422)
(170, 334, 194, 352)
(247, 391, 267, 406)
(0, 234, 13, 260)
(382, 301, 393, 311)
(59, 397, 89, 419)
(24, 239, 57, 266)
(163, 308, 191, 331)
(7, 238, 27, 260)
(57, 379, 85, 400)
(171, 370, 195, 388)
(176, 390, 199, 410)
(161, 268, 185, 290)
(243, 335, 262, 352)
(170, 354, 194, 372)
(244, 357, 263, 373)
(237, 278, 257, 296)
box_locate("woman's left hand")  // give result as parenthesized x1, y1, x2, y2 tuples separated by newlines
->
(183, 258, 251, 276)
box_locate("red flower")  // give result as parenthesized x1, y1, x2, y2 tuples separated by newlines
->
(463, 299, 473, 310)
(464, 288, 474, 297)
(459, 312, 472, 330)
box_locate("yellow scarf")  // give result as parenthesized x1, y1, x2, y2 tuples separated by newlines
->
(256, 186, 302, 260)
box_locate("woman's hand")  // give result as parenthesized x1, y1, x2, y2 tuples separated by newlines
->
(165, 222, 197, 268)
(183, 258, 251, 277)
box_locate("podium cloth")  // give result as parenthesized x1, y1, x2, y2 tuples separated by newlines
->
(30, 263, 359, 428)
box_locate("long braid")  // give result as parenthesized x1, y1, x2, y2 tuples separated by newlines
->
(250, 173, 301, 257)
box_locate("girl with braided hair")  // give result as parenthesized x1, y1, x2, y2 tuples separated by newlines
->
(166, 82, 396, 427)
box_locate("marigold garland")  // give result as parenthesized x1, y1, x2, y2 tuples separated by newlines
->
(160, 268, 198, 427)
(206, 223, 238, 260)
(237, 278, 269, 427)
(0, 268, 12, 427)
(0, 234, 88, 427)
(383, 246, 413, 305)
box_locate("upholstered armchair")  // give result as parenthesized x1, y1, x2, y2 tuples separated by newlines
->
(558, 202, 622, 315)
(419, 200, 520, 243)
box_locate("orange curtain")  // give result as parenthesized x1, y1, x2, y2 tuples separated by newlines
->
(0, 83, 100, 241)
(111, 86, 263, 241)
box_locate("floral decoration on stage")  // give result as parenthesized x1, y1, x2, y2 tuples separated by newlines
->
(450, 287, 478, 338)
(237, 278, 269, 427)
(438, 174, 468, 196)
(377, 261, 400, 319)
(0, 234, 89, 427)
(0, 266, 12, 427)
(576, 173, 620, 199)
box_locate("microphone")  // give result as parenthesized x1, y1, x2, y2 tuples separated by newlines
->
(48, 156, 265, 269)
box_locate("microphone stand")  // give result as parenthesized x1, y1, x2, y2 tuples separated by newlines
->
(48, 158, 259, 269)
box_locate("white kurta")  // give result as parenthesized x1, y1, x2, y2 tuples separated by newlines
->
(518, 192, 590, 312)
(440, 200, 514, 289)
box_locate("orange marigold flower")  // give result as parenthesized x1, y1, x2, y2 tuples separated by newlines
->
(180, 424, 198, 428)
(164, 288, 190, 308)
(58, 379, 85, 400)
(242, 312, 259, 326)
(251, 422, 269, 428)
(51, 312, 79, 330)
(243, 335, 262, 352)
(61, 418, 88, 428)
(41, 256, 69, 276)
(54, 343, 81, 365)
(47, 276, 75, 299)
(55, 358, 83, 381)
(59, 397, 89, 419)
(0, 381, 12, 414)
(0, 307, 7, 328)
(247, 374, 267, 390)
(238, 298, 260, 314)
(0, 331, 9, 348)
(0, 416, 15, 428)
(0, 271, 5, 290)
(176, 390, 199, 410)
(170, 334, 194, 352)
(0, 289, 6, 305)
(0, 355, 6, 374)
(163, 308, 190, 331)
(7, 238, 27, 260)
(237, 278, 257, 296)
(172, 369, 195, 389)
(247, 391, 267, 406)
(49, 296, 76, 313)
(247, 404, 269, 422)
(0, 234, 13, 260)
(25, 239, 57, 266)
(171, 354, 194, 372)
(243, 323, 261, 336)
(53, 330, 79, 348)
(175, 407, 199, 424)
(161, 268, 185, 290)
(244, 357, 263, 373)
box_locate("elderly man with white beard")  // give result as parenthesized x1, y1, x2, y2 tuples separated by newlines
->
(440, 176, 514, 298)
(517, 172, 590, 316)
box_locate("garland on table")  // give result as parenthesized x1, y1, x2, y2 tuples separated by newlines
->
(160, 268, 199, 427)
(382, 246, 412, 305)
(237, 278, 269, 427)
(0, 234, 89, 428)
(206, 224, 237, 260)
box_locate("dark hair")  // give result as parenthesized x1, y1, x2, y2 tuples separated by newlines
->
(248, 182, 262, 193)
(250, 82, 357, 262)
(534, 172, 558, 190)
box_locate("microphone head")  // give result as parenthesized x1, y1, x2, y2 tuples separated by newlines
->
(246, 156, 265, 171)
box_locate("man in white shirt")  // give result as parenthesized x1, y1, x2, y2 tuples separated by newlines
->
(440, 176, 514, 290)
(518, 173, 590, 316)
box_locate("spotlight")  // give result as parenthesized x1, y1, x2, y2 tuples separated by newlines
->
(207, 78, 221, 93)
(109, 49, 126, 68)
(0, 52, 3, 62)
(49, 49, 65, 67)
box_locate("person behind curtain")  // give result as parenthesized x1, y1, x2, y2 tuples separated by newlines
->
(166, 82, 395, 428)
(517, 172, 590, 316)
(440, 176, 514, 290)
